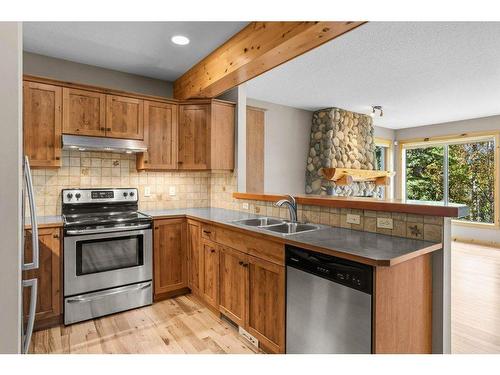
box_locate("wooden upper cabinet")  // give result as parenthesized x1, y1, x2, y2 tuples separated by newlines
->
(178, 104, 210, 169)
(187, 220, 202, 296)
(219, 245, 248, 327)
(211, 102, 235, 170)
(23, 82, 62, 168)
(23, 227, 61, 328)
(247, 255, 286, 354)
(137, 101, 177, 170)
(246, 107, 265, 193)
(202, 239, 219, 309)
(153, 219, 187, 298)
(62, 88, 106, 136)
(106, 95, 144, 140)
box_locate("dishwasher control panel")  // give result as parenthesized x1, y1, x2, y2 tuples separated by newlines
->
(286, 245, 373, 294)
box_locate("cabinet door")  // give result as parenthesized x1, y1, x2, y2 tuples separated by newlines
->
(219, 245, 248, 327)
(178, 104, 209, 169)
(23, 228, 61, 327)
(211, 102, 235, 170)
(202, 239, 219, 309)
(153, 219, 187, 298)
(246, 107, 264, 192)
(187, 220, 201, 296)
(247, 255, 286, 354)
(23, 82, 62, 168)
(62, 88, 106, 136)
(106, 95, 144, 140)
(137, 101, 177, 170)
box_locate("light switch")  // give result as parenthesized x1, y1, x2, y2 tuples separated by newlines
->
(377, 217, 393, 229)
(144, 186, 151, 197)
(169, 186, 176, 196)
(346, 214, 361, 225)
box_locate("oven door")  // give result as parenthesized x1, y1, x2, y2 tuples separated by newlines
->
(64, 227, 152, 296)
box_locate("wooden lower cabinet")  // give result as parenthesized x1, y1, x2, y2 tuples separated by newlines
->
(153, 219, 187, 300)
(247, 255, 286, 354)
(187, 220, 202, 296)
(23, 227, 62, 330)
(218, 245, 248, 327)
(201, 239, 219, 310)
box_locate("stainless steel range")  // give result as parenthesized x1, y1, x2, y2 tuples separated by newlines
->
(62, 188, 153, 325)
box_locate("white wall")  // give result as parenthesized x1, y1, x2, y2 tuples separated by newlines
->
(396, 114, 500, 140)
(0, 22, 22, 353)
(395, 115, 500, 244)
(24, 52, 173, 98)
(373, 124, 395, 140)
(247, 98, 313, 194)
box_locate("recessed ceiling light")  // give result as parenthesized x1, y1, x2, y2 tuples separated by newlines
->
(171, 35, 190, 46)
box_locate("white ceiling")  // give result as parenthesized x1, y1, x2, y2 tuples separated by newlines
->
(246, 22, 500, 129)
(23, 22, 248, 81)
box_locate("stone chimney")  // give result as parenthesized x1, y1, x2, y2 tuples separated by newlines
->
(305, 107, 379, 196)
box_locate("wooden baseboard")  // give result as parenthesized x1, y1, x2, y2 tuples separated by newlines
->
(153, 287, 191, 302)
(33, 315, 62, 331)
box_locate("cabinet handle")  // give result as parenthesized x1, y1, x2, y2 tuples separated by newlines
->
(53, 234, 59, 239)
(154, 227, 159, 230)
(55, 157, 60, 160)
(144, 160, 148, 164)
(239, 261, 244, 266)
(100, 127, 105, 131)
(243, 263, 248, 268)
(203, 230, 211, 234)
(210, 249, 215, 253)
(106, 128, 111, 131)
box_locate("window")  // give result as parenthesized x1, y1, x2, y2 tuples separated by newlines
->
(402, 135, 497, 224)
(375, 145, 386, 170)
(374, 138, 393, 199)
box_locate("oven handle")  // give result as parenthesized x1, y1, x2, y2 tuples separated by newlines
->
(66, 281, 152, 304)
(66, 223, 151, 235)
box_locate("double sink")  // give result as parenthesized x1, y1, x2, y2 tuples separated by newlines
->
(231, 217, 321, 236)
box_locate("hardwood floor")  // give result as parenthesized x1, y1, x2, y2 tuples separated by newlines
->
(451, 241, 500, 353)
(29, 294, 260, 354)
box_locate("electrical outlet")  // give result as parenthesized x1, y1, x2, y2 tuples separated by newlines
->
(242, 202, 249, 210)
(144, 186, 151, 197)
(346, 214, 361, 225)
(169, 186, 176, 196)
(239, 326, 259, 348)
(377, 217, 393, 229)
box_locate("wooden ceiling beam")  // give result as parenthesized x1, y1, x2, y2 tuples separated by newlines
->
(173, 21, 366, 100)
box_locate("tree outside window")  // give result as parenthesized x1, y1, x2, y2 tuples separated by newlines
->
(404, 139, 495, 224)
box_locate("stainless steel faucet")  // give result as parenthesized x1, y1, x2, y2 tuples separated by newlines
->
(275, 195, 298, 222)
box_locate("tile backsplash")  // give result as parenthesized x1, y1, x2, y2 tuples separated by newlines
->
(32, 150, 211, 215)
(32, 152, 443, 242)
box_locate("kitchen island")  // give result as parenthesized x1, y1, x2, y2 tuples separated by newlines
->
(32, 206, 448, 354)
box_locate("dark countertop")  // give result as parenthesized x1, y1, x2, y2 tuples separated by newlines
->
(143, 208, 442, 267)
(32, 208, 442, 266)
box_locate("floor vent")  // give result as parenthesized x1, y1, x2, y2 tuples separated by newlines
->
(238, 326, 259, 348)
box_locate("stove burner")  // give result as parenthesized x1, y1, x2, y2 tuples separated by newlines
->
(62, 188, 151, 229)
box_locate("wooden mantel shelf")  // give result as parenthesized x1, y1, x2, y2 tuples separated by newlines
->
(320, 168, 395, 186)
(232, 192, 469, 218)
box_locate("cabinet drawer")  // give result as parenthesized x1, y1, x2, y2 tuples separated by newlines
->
(216, 228, 284, 266)
(201, 225, 216, 242)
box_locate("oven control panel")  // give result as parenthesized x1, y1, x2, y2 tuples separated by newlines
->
(62, 188, 138, 204)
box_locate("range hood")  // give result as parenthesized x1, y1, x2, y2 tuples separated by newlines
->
(62, 135, 147, 153)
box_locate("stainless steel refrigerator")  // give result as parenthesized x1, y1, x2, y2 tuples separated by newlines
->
(21, 156, 39, 354)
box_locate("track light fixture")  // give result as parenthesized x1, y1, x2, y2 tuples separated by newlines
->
(371, 106, 383, 117)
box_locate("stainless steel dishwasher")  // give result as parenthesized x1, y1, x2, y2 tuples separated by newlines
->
(286, 245, 373, 354)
